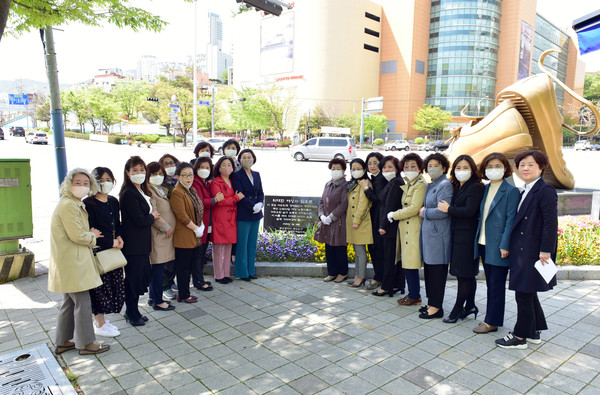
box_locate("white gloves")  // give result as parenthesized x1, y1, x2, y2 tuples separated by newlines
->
(320, 215, 333, 225)
(194, 224, 205, 237)
(253, 202, 263, 214)
(387, 212, 394, 223)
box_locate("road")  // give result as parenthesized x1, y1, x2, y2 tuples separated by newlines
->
(1, 134, 600, 263)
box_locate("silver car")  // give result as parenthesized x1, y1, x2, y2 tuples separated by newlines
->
(291, 137, 357, 161)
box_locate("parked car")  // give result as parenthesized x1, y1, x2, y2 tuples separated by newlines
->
(10, 126, 25, 136)
(291, 137, 357, 161)
(591, 143, 600, 151)
(424, 140, 449, 152)
(574, 140, 592, 151)
(25, 131, 49, 145)
(207, 137, 229, 154)
(383, 140, 410, 151)
(0, 127, 4, 140)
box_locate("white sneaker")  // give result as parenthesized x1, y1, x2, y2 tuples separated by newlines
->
(94, 322, 120, 337)
(105, 322, 119, 332)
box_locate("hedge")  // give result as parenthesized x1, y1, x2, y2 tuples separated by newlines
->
(64, 131, 90, 140)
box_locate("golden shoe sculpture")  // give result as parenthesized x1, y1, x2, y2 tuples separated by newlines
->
(448, 49, 599, 189)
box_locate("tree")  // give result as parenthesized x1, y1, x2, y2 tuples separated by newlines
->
(263, 84, 298, 141)
(364, 113, 389, 138)
(112, 80, 148, 120)
(297, 105, 332, 135)
(87, 88, 120, 133)
(584, 71, 600, 103)
(413, 104, 453, 139)
(220, 70, 229, 85)
(35, 97, 51, 126)
(62, 89, 91, 132)
(230, 87, 271, 140)
(1, 0, 170, 44)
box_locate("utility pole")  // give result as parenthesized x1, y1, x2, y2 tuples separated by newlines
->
(211, 86, 215, 138)
(360, 98, 365, 146)
(42, 26, 68, 189)
(192, 0, 198, 146)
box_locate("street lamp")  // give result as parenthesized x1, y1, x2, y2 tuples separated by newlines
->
(477, 96, 490, 117)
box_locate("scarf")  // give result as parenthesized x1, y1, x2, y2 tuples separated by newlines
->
(183, 184, 204, 240)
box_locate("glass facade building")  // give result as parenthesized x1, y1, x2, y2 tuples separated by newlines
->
(425, 0, 501, 116)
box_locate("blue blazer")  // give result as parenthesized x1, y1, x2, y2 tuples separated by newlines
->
(420, 174, 453, 265)
(473, 179, 520, 267)
(232, 170, 264, 222)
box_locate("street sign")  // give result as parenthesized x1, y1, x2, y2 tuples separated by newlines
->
(365, 96, 383, 113)
(168, 103, 180, 108)
(8, 94, 29, 105)
(170, 107, 181, 113)
(168, 113, 178, 117)
(363, 113, 371, 118)
(199, 100, 211, 106)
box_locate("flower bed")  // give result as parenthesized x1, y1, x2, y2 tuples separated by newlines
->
(557, 216, 600, 265)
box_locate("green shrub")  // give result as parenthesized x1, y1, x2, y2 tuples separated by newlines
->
(144, 134, 160, 143)
(133, 135, 145, 142)
(415, 137, 424, 145)
(362, 145, 373, 149)
(373, 138, 384, 145)
(64, 131, 90, 140)
(108, 136, 122, 144)
(157, 136, 183, 143)
(277, 140, 292, 147)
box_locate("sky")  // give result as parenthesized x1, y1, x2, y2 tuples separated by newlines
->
(0, 0, 599, 87)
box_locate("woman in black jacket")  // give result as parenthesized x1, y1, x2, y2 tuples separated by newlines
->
(372, 156, 405, 297)
(119, 156, 160, 326)
(437, 155, 484, 323)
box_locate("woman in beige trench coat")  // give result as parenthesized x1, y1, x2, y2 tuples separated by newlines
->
(49, 168, 110, 356)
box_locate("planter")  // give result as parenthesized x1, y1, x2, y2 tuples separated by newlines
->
(126, 139, 133, 146)
(145, 141, 152, 148)
(135, 140, 143, 147)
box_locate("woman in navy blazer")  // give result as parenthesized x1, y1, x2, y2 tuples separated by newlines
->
(232, 149, 264, 281)
(496, 150, 558, 349)
(472, 153, 520, 334)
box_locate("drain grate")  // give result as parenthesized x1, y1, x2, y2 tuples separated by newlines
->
(0, 344, 76, 395)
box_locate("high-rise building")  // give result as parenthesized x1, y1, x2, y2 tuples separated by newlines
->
(137, 55, 159, 82)
(208, 12, 224, 51)
(206, 12, 232, 80)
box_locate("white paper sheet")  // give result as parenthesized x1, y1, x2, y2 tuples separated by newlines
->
(534, 258, 558, 284)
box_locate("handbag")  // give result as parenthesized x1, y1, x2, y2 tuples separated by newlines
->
(94, 248, 127, 274)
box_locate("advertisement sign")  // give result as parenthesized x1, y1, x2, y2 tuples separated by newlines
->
(518, 21, 533, 80)
(260, 11, 294, 75)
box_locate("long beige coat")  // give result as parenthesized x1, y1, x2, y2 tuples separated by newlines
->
(392, 175, 427, 269)
(149, 185, 176, 265)
(346, 181, 373, 245)
(48, 196, 102, 293)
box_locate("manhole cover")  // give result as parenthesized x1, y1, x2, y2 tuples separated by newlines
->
(0, 344, 76, 394)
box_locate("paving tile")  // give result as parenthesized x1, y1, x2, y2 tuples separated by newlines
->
(526, 383, 569, 395)
(294, 354, 331, 373)
(318, 331, 352, 345)
(580, 343, 600, 359)
(198, 370, 238, 392)
(115, 369, 155, 390)
(170, 380, 211, 395)
(477, 380, 515, 394)
(429, 379, 473, 395)
(313, 364, 353, 385)
(355, 364, 396, 387)
(402, 367, 444, 389)
(541, 372, 587, 393)
(287, 374, 329, 395)
(380, 377, 425, 395)
(245, 372, 286, 394)
(494, 369, 537, 392)
(179, 308, 207, 320)
(509, 359, 551, 382)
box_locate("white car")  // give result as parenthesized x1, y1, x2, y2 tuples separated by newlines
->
(291, 137, 357, 161)
(207, 137, 228, 154)
(574, 140, 591, 151)
(383, 140, 410, 151)
(25, 132, 49, 145)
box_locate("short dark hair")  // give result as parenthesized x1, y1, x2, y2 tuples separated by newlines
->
(365, 152, 383, 164)
(328, 158, 347, 171)
(424, 153, 450, 174)
(213, 156, 236, 178)
(514, 150, 549, 176)
(222, 139, 240, 154)
(349, 158, 368, 180)
(159, 153, 180, 166)
(399, 153, 424, 172)
(147, 161, 166, 177)
(449, 154, 481, 188)
(92, 166, 116, 184)
(238, 148, 257, 164)
(193, 141, 214, 158)
(193, 157, 214, 180)
(175, 162, 193, 176)
(479, 152, 513, 180)
(380, 155, 400, 173)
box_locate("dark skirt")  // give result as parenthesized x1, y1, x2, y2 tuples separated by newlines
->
(89, 268, 125, 315)
(449, 257, 480, 278)
(123, 254, 152, 296)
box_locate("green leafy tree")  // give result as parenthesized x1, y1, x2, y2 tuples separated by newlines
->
(334, 114, 358, 135)
(364, 113, 389, 138)
(584, 71, 600, 103)
(297, 105, 332, 135)
(62, 89, 91, 132)
(35, 97, 51, 126)
(413, 104, 453, 139)
(87, 88, 121, 133)
(230, 87, 271, 140)
(112, 80, 148, 120)
(263, 84, 298, 141)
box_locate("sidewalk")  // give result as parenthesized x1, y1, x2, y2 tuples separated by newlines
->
(1, 274, 599, 394)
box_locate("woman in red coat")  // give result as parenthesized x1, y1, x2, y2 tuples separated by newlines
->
(209, 157, 243, 284)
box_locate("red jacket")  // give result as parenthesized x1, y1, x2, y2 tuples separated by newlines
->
(192, 175, 213, 244)
(209, 176, 240, 244)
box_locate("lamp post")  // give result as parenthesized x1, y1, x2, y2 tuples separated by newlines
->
(192, 0, 198, 146)
(477, 96, 489, 116)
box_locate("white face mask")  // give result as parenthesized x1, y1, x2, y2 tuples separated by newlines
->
(197, 151, 210, 158)
(485, 168, 505, 181)
(225, 149, 238, 158)
(99, 182, 113, 194)
(165, 166, 176, 176)
(130, 173, 146, 185)
(382, 171, 396, 181)
(197, 169, 211, 179)
(404, 171, 419, 182)
(351, 170, 365, 179)
(149, 175, 164, 186)
(428, 167, 443, 181)
(71, 186, 90, 199)
(454, 170, 472, 183)
(331, 169, 344, 180)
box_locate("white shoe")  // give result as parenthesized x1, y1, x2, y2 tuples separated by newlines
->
(105, 322, 119, 332)
(94, 322, 120, 337)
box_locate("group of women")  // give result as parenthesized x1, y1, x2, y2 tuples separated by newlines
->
(49, 139, 264, 355)
(316, 149, 558, 349)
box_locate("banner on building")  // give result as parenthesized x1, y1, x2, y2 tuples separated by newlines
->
(518, 21, 533, 80)
(260, 11, 294, 75)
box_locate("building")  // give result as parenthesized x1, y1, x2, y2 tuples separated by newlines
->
(208, 12, 224, 51)
(206, 12, 233, 81)
(93, 68, 126, 92)
(137, 55, 159, 82)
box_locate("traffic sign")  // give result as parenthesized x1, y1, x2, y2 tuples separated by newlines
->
(168, 103, 180, 108)
(168, 113, 178, 117)
(8, 94, 29, 105)
(170, 107, 181, 113)
(363, 113, 370, 118)
(199, 100, 211, 106)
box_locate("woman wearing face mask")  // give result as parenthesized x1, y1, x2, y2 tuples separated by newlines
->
(191, 157, 220, 291)
(169, 162, 205, 303)
(119, 156, 160, 326)
(83, 167, 125, 338)
(314, 158, 349, 283)
(437, 155, 484, 323)
(418, 153, 453, 319)
(50, 168, 110, 356)
(392, 154, 426, 307)
(361, 152, 386, 290)
(191, 141, 215, 165)
(472, 153, 520, 334)
(373, 156, 405, 297)
(158, 154, 180, 197)
(346, 158, 373, 287)
(232, 149, 264, 281)
(221, 139, 242, 172)
(210, 157, 244, 284)
(146, 162, 177, 311)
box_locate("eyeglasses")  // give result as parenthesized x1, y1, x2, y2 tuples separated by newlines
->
(163, 161, 175, 166)
(179, 174, 194, 179)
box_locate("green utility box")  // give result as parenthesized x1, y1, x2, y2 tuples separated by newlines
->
(0, 159, 33, 252)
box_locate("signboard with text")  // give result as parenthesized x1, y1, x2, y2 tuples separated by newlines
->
(8, 94, 29, 105)
(264, 195, 320, 234)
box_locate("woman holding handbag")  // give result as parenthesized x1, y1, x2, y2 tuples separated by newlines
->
(83, 167, 125, 338)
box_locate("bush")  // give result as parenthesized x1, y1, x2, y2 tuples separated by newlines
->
(157, 136, 183, 143)
(64, 131, 90, 140)
(557, 216, 600, 265)
(415, 137, 424, 145)
(373, 138, 384, 145)
(36, 126, 51, 134)
(277, 140, 292, 148)
(108, 136, 122, 144)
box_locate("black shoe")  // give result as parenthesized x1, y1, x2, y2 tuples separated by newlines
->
(372, 290, 389, 297)
(527, 331, 542, 345)
(496, 332, 527, 349)
(241, 277, 251, 282)
(461, 306, 479, 321)
(196, 282, 214, 291)
(153, 303, 176, 311)
(124, 314, 146, 326)
(419, 305, 428, 313)
(249, 275, 258, 280)
(419, 308, 444, 319)
(443, 309, 465, 324)
(141, 315, 149, 322)
(147, 299, 153, 306)
(224, 277, 233, 283)
(215, 278, 226, 284)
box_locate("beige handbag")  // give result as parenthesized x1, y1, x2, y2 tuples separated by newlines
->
(94, 248, 127, 274)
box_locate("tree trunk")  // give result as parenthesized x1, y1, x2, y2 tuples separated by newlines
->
(0, 0, 11, 44)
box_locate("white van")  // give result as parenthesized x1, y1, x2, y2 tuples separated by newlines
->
(291, 137, 357, 161)
(574, 140, 591, 151)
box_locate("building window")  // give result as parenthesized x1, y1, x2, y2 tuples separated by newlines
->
(364, 44, 379, 53)
(386, 120, 396, 132)
(364, 28, 380, 38)
(381, 60, 397, 74)
(365, 12, 380, 22)
(415, 60, 425, 74)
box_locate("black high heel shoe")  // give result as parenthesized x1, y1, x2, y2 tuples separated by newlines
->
(124, 314, 146, 326)
(443, 309, 466, 323)
(461, 306, 479, 320)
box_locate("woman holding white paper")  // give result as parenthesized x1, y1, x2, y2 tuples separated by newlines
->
(495, 150, 558, 350)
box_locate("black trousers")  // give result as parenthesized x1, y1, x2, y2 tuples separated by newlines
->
(175, 246, 202, 300)
(513, 291, 548, 339)
(162, 260, 176, 291)
(368, 235, 385, 282)
(325, 244, 348, 277)
(381, 237, 405, 292)
(424, 263, 448, 309)
(450, 277, 477, 316)
(192, 242, 210, 287)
